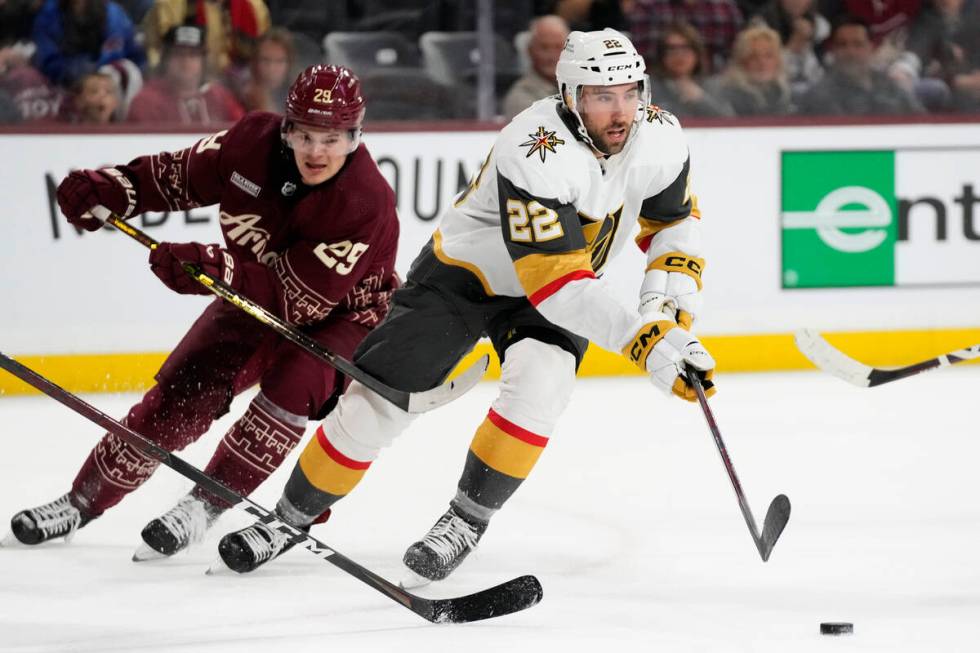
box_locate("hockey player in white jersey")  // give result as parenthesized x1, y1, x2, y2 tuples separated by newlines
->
(215, 28, 717, 583)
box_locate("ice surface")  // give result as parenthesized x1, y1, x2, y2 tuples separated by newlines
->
(2, 369, 980, 652)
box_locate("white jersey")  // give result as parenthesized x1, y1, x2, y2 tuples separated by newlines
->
(432, 96, 703, 354)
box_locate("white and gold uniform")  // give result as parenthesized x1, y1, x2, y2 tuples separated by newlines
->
(235, 28, 714, 587)
(435, 94, 703, 353)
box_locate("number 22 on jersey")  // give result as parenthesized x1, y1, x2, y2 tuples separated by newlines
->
(506, 199, 564, 243)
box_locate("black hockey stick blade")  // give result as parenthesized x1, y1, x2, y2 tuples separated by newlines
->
(414, 575, 543, 623)
(758, 494, 791, 562)
(795, 328, 980, 388)
(100, 211, 486, 413)
(0, 352, 541, 624)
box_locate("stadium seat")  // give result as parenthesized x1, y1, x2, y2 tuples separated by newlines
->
(419, 31, 519, 86)
(290, 32, 326, 71)
(360, 68, 465, 121)
(513, 30, 531, 74)
(323, 31, 421, 71)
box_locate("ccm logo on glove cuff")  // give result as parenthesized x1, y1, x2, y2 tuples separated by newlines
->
(622, 319, 675, 370)
(645, 252, 704, 290)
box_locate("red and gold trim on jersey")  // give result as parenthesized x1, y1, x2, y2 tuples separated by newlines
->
(635, 194, 701, 253)
(469, 408, 549, 479)
(515, 249, 595, 306)
(298, 425, 371, 497)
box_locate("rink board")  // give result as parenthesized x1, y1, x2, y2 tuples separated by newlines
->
(1, 120, 979, 393)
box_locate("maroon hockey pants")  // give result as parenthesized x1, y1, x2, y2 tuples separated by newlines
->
(70, 299, 369, 516)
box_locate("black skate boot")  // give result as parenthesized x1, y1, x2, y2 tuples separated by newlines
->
(134, 494, 224, 561)
(401, 507, 488, 587)
(7, 493, 92, 545)
(217, 519, 309, 573)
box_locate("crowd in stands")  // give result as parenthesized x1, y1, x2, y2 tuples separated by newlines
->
(0, 0, 978, 127)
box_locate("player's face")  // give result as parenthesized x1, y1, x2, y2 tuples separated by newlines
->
(577, 82, 641, 155)
(287, 124, 352, 185)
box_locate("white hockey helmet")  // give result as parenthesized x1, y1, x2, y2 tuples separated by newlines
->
(556, 29, 649, 150)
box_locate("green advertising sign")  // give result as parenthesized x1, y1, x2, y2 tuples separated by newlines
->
(781, 150, 897, 288)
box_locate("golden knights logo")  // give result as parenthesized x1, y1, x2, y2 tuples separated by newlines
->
(644, 104, 676, 126)
(580, 205, 623, 273)
(520, 126, 565, 162)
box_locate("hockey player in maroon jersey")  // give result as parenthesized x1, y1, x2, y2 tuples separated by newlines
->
(7, 64, 400, 560)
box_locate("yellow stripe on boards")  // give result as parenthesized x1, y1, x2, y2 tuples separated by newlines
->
(0, 352, 168, 396)
(3, 327, 980, 396)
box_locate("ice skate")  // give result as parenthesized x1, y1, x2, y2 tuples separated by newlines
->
(216, 520, 308, 573)
(401, 507, 487, 585)
(6, 493, 92, 546)
(133, 494, 223, 561)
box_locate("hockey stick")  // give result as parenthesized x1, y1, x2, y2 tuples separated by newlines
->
(689, 369, 790, 562)
(0, 352, 543, 623)
(95, 209, 486, 413)
(795, 328, 980, 388)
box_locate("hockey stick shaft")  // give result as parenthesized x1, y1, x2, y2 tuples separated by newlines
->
(0, 352, 542, 623)
(795, 329, 980, 387)
(101, 212, 485, 413)
(689, 370, 789, 562)
(689, 373, 762, 545)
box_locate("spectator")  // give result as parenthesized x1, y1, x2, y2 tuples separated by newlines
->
(0, 53, 63, 120)
(751, 0, 827, 97)
(543, 0, 629, 32)
(237, 26, 293, 113)
(798, 16, 923, 115)
(31, 0, 145, 86)
(907, 0, 980, 111)
(820, 0, 922, 47)
(628, 0, 745, 73)
(648, 21, 735, 117)
(127, 23, 245, 125)
(0, 87, 19, 122)
(142, 0, 270, 76)
(59, 69, 120, 122)
(502, 15, 568, 120)
(752, 0, 828, 44)
(708, 24, 793, 114)
(1, 0, 42, 47)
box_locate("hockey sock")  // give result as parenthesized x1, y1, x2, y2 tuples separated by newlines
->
(194, 393, 306, 510)
(71, 383, 233, 515)
(278, 424, 373, 520)
(455, 408, 549, 516)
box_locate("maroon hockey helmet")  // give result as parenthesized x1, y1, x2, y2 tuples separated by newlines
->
(285, 64, 365, 130)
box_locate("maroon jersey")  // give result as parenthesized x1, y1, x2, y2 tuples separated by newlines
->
(115, 111, 399, 327)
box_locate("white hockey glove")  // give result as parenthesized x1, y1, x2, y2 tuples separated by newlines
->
(639, 252, 704, 329)
(622, 312, 716, 402)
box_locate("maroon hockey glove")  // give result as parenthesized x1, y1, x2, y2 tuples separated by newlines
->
(56, 168, 138, 232)
(149, 242, 242, 296)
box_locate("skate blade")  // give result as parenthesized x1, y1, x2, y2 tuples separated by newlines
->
(0, 531, 22, 547)
(398, 567, 433, 590)
(131, 542, 171, 562)
(205, 555, 233, 576)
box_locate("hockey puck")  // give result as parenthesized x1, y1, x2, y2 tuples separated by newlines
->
(820, 622, 853, 635)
